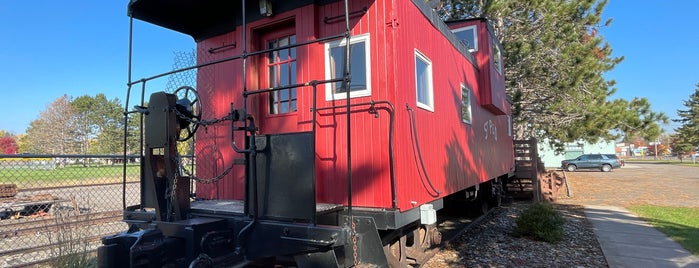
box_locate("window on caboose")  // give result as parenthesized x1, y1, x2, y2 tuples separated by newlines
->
(452, 25, 477, 52)
(461, 84, 472, 124)
(324, 34, 371, 100)
(507, 115, 512, 136)
(415, 50, 434, 111)
(492, 38, 503, 74)
(266, 34, 297, 114)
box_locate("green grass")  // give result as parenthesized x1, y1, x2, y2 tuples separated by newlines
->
(624, 158, 699, 167)
(628, 205, 699, 255)
(0, 164, 140, 189)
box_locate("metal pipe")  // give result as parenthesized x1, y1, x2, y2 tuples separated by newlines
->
(121, 16, 135, 210)
(241, 0, 252, 218)
(243, 78, 343, 96)
(312, 83, 318, 225)
(343, 0, 353, 217)
(406, 105, 442, 196)
(236, 0, 257, 258)
(0, 154, 141, 159)
(138, 83, 147, 210)
(127, 33, 346, 88)
(315, 101, 398, 209)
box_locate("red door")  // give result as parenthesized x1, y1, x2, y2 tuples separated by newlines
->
(258, 27, 299, 134)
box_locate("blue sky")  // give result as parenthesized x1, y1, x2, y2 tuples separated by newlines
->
(0, 1, 194, 134)
(600, 1, 698, 132)
(1, 1, 697, 135)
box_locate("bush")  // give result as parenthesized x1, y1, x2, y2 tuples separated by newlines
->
(514, 203, 565, 242)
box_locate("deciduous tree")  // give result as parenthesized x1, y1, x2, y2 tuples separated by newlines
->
(0, 134, 18, 154)
(71, 94, 124, 154)
(22, 95, 78, 154)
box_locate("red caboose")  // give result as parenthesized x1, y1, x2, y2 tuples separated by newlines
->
(191, 1, 514, 211)
(100, 0, 514, 267)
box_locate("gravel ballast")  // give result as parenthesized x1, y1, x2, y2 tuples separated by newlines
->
(423, 201, 608, 267)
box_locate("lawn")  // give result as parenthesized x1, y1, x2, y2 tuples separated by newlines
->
(624, 158, 699, 167)
(628, 205, 699, 255)
(0, 164, 140, 189)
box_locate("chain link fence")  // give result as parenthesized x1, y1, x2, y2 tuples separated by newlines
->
(0, 50, 201, 267)
(0, 154, 144, 267)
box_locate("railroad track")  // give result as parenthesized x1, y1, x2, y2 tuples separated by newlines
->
(0, 210, 125, 268)
(0, 210, 122, 239)
(0, 204, 498, 268)
(416, 204, 497, 266)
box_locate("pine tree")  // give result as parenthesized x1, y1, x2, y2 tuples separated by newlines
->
(438, 0, 667, 150)
(672, 83, 699, 157)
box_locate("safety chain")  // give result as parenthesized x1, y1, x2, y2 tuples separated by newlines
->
(352, 216, 358, 266)
(166, 155, 181, 221)
(179, 156, 236, 184)
(174, 108, 234, 127)
(173, 108, 238, 184)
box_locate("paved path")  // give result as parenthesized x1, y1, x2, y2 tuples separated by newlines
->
(585, 205, 699, 268)
(558, 163, 699, 267)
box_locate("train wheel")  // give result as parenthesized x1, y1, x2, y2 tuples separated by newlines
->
(384, 225, 442, 267)
(479, 199, 490, 215)
(384, 236, 407, 267)
(407, 226, 442, 266)
(418, 224, 441, 247)
(478, 179, 502, 214)
(418, 227, 428, 249)
(490, 179, 503, 208)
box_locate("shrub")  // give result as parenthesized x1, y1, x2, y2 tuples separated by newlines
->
(47, 196, 98, 267)
(514, 203, 565, 242)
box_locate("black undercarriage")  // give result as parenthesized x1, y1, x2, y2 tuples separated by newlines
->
(97, 91, 447, 267)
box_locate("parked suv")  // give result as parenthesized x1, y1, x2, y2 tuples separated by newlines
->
(561, 154, 622, 172)
(604, 154, 624, 166)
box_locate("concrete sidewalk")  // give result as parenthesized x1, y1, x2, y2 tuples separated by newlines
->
(584, 205, 699, 268)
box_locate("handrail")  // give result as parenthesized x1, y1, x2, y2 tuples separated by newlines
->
(126, 33, 346, 88)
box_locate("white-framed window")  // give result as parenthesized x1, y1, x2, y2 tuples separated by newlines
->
(492, 38, 502, 74)
(324, 33, 371, 100)
(461, 84, 472, 124)
(414, 50, 433, 111)
(507, 115, 512, 137)
(452, 25, 478, 52)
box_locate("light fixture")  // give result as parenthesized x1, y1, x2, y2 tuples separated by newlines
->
(259, 0, 273, 17)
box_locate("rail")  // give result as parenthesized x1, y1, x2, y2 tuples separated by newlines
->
(0, 154, 141, 267)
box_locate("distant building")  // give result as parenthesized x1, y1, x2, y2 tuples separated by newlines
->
(538, 139, 616, 168)
(616, 143, 629, 157)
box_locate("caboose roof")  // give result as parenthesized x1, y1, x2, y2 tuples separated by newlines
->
(127, 0, 340, 42)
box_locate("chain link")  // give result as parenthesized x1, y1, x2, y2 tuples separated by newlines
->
(173, 107, 237, 184)
(174, 108, 233, 127)
(180, 158, 236, 184)
(165, 154, 182, 221)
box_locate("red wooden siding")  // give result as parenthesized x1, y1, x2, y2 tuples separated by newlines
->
(390, 2, 513, 210)
(315, 0, 392, 208)
(447, 19, 508, 115)
(476, 20, 508, 115)
(193, 0, 514, 212)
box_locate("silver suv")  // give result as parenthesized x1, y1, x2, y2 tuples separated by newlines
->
(561, 154, 622, 172)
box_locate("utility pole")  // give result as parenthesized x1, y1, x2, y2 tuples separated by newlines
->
(654, 138, 659, 160)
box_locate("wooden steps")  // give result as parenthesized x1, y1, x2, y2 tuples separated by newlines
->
(509, 139, 542, 201)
